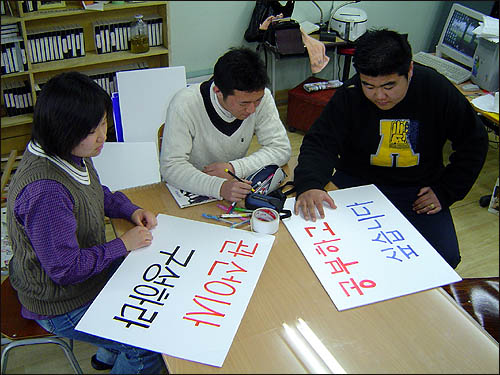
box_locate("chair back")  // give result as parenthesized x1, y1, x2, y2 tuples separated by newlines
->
(442, 277, 499, 343)
(157, 123, 164, 155)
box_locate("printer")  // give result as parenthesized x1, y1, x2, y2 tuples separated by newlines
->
(329, 6, 367, 42)
(471, 37, 499, 92)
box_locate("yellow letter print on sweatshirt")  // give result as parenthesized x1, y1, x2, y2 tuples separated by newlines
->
(371, 119, 419, 167)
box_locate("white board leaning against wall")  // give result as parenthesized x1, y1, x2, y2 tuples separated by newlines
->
(117, 66, 186, 148)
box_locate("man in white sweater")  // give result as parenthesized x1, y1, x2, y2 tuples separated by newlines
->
(159, 47, 291, 202)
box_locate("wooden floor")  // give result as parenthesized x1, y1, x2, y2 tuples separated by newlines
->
(2, 113, 498, 374)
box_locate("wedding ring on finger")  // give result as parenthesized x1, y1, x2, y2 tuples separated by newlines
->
(429, 203, 435, 209)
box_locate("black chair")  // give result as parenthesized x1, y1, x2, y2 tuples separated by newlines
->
(442, 277, 499, 343)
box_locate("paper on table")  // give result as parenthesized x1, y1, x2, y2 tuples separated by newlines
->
(472, 93, 499, 114)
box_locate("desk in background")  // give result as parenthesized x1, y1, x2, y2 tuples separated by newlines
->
(111, 160, 498, 374)
(260, 34, 349, 97)
(455, 81, 499, 131)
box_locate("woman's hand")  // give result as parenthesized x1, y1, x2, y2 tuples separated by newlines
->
(120, 226, 153, 251)
(131, 208, 157, 229)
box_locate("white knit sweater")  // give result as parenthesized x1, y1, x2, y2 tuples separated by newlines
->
(159, 82, 291, 199)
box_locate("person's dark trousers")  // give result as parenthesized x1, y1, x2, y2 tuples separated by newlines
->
(331, 170, 461, 268)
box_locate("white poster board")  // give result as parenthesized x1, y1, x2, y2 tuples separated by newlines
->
(283, 185, 461, 311)
(117, 66, 186, 146)
(92, 142, 160, 191)
(76, 214, 275, 367)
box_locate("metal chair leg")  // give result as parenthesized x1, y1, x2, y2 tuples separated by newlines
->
(1, 343, 10, 375)
(55, 337, 83, 374)
(1, 337, 83, 374)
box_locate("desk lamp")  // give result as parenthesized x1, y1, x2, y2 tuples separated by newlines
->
(311, 1, 325, 30)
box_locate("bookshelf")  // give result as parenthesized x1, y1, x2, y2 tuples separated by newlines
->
(1, 0, 170, 157)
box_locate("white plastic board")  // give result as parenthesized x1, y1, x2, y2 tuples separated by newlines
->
(76, 214, 275, 367)
(117, 66, 186, 146)
(283, 184, 461, 311)
(92, 141, 160, 191)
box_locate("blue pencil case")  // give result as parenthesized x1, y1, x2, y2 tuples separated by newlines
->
(245, 164, 287, 194)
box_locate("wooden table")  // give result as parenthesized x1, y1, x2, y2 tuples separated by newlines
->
(111, 166, 498, 373)
(455, 81, 499, 126)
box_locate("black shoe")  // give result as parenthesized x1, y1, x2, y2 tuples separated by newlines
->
(479, 194, 491, 207)
(91, 355, 113, 370)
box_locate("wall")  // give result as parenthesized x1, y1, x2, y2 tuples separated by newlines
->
(169, 1, 254, 78)
(169, 1, 495, 91)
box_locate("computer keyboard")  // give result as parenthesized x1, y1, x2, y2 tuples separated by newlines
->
(412, 51, 471, 85)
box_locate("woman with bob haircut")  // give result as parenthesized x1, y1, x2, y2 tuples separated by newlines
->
(7, 71, 167, 374)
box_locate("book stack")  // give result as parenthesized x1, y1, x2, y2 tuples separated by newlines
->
(26, 24, 85, 64)
(21, 1, 39, 13)
(2, 80, 33, 117)
(93, 15, 163, 54)
(87, 61, 149, 96)
(1, 23, 28, 74)
(144, 15, 163, 47)
(34, 62, 149, 97)
(94, 19, 132, 54)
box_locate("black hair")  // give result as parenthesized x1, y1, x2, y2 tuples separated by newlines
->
(32, 71, 112, 160)
(353, 29, 412, 77)
(213, 47, 269, 98)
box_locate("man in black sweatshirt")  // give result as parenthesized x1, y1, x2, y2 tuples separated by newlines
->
(293, 29, 488, 268)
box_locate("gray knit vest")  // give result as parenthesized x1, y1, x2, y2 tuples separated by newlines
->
(7, 148, 111, 316)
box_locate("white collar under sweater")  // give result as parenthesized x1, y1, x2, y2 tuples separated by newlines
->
(209, 82, 236, 122)
(27, 141, 91, 185)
